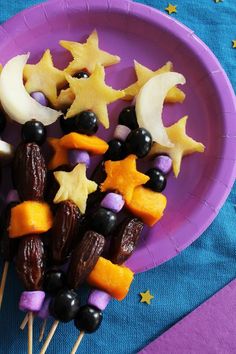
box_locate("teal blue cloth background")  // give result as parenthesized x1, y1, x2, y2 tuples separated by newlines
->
(0, 1, 236, 353)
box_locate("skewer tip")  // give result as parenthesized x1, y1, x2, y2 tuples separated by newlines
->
(70, 331, 85, 354)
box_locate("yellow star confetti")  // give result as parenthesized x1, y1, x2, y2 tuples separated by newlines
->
(54, 164, 97, 214)
(60, 30, 120, 75)
(65, 65, 125, 128)
(48, 137, 68, 170)
(149, 116, 205, 177)
(165, 4, 177, 15)
(24, 49, 66, 107)
(214, 0, 223, 3)
(139, 290, 154, 305)
(232, 40, 236, 48)
(123, 61, 185, 103)
(100, 154, 149, 203)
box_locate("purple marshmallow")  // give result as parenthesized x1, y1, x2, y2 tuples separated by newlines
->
(31, 91, 49, 107)
(37, 297, 51, 319)
(88, 290, 111, 311)
(6, 189, 20, 204)
(153, 155, 172, 175)
(101, 193, 125, 213)
(19, 291, 46, 312)
(113, 125, 131, 141)
(68, 149, 90, 168)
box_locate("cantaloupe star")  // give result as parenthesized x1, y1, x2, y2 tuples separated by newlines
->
(101, 154, 149, 203)
(124, 60, 185, 103)
(149, 116, 205, 177)
(60, 30, 120, 75)
(65, 65, 125, 128)
(24, 49, 66, 107)
(54, 164, 97, 214)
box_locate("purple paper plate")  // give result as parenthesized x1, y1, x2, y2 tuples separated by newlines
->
(0, 0, 236, 274)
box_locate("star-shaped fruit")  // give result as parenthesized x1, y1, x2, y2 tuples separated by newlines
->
(149, 116, 205, 177)
(65, 65, 125, 128)
(48, 137, 68, 170)
(24, 49, 66, 107)
(139, 290, 154, 305)
(100, 154, 149, 203)
(124, 61, 185, 103)
(60, 30, 120, 75)
(165, 4, 177, 15)
(232, 40, 236, 48)
(54, 163, 97, 214)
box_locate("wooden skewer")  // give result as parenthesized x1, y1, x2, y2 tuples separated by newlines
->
(20, 313, 29, 330)
(28, 311, 34, 354)
(70, 332, 85, 354)
(40, 320, 59, 354)
(0, 261, 9, 309)
(39, 319, 47, 343)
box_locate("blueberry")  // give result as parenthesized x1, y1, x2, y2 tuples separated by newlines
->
(50, 289, 80, 322)
(43, 270, 66, 296)
(59, 115, 75, 134)
(74, 305, 103, 333)
(73, 111, 98, 135)
(74, 71, 90, 79)
(144, 168, 167, 192)
(104, 139, 127, 161)
(118, 106, 138, 130)
(0, 111, 6, 133)
(126, 128, 152, 158)
(90, 207, 117, 236)
(21, 120, 47, 145)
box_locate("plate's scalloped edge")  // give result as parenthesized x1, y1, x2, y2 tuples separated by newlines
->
(0, 0, 236, 274)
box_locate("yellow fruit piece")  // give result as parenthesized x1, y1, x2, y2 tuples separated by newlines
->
(65, 65, 125, 128)
(24, 49, 66, 107)
(126, 186, 167, 226)
(9, 201, 53, 238)
(54, 163, 97, 214)
(123, 60, 185, 103)
(100, 154, 149, 203)
(55, 88, 75, 109)
(149, 116, 205, 177)
(60, 30, 120, 75)
(48, 137, 68, 170)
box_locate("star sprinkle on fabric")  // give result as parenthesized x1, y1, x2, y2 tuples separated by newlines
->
(232, 40, 236, 48)
(149, 116, 205, 177)
(165, 4, 177, 15)
(123, 61, 185, 103)
(100, 154, 149, 203)
(214, 0, 223, 3)
(60, 30, 120, 75)
(54, 164, 97, 214)
(65, 65, 125, 128)
(48, 137, 68, 170)
(139, 290, 154, 305)
(24, 49, 66, 107)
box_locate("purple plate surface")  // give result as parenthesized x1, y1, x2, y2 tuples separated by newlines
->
(0, 0, 236, 273)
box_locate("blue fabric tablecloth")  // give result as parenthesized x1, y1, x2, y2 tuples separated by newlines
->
(0, 1, 236, 353)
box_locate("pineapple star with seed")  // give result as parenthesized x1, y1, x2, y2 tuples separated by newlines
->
(60, 30, 120, 75)
(65, 65, 125, 129)
(123, 60, 185, 103)
(101, 154, 149, 203)
(24, 49, 66, 107)
(149, 116, 205, 177)
(53, 163, 97, 214)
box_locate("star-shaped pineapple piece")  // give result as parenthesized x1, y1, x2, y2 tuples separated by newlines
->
(54, 163, 97, 214)
(149, 116, 205, 177)
(232, 40, 236, 48)
(100, 154, 149, 203)
(24, 49, 66, 107)
(139, 290, 154, 305)
(48, 138, 68, 170)
(65, 65, 125, 128)
(165, 4, 177, 15)
(124, 61, 185, 103)
(60, 30, 120, 75)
